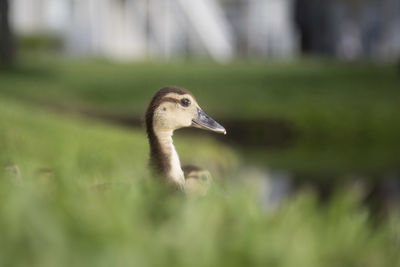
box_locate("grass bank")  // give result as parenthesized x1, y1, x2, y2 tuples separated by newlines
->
(0, 97, 399, 267)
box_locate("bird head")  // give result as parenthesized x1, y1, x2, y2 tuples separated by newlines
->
(147, 87, 226, 135)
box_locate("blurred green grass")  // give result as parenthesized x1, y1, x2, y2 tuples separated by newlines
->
(1, 55, 399, 142)
(0, 97, 237, 185)
(0, 96, 399, 267)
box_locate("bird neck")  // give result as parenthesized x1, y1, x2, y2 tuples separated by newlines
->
(148, 126, 185, 188)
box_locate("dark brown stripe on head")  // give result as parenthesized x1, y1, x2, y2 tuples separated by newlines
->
(160, 97, 180, 105)
(146, 86, 194, 121)
(145, 86, 195, 177)
(157, 86, 194, 98)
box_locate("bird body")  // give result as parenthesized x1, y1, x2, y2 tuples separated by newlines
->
(145, 86, 226, 192)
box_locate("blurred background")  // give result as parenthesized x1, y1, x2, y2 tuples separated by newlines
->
(5, 0, 400, 61)
(1, 0, 400, 266)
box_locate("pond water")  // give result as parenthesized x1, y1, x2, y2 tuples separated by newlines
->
(182, 120, 400, 214)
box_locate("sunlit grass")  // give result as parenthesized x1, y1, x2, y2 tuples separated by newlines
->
(0, 96, 399, 267)
(0, 97, 237, 185)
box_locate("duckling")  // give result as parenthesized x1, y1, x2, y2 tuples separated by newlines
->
(145, 86, 226, 192)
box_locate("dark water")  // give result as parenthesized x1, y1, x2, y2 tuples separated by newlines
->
(182, 119, 400, 215)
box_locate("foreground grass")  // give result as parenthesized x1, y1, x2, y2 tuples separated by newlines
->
(0, 95, 400, 267)
(1, 176, 399, 267)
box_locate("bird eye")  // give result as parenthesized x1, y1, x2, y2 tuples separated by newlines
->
(180, 98, 191, 107)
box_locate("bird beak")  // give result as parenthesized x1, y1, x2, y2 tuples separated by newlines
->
(192, 107, 226, 135)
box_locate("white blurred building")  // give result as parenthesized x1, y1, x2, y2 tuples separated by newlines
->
(9, 0, 400, 61)
(10, 0, 298, 62)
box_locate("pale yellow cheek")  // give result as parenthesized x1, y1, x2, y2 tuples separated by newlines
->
(153, 101, 197, 130)
(172, 111, 192, 127)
